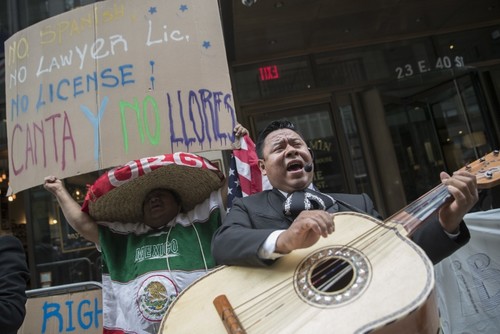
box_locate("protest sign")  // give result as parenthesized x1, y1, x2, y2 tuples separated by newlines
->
(19, 283, 103, 334)
(435, 209, 500, 333)
(5, 0, 236, 193)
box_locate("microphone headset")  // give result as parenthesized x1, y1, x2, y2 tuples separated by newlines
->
(304, 148, 314, 172)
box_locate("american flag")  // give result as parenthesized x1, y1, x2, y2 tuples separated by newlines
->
(227, 135, 266, 211)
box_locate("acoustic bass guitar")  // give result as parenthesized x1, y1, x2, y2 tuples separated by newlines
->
(159, 151, 500, 334)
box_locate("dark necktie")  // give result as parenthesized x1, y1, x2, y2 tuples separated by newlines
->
(283, 188, 336, 218)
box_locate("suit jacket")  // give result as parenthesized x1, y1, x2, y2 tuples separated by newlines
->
(0, 235, 30, 334)
(212, 188, 470, 267)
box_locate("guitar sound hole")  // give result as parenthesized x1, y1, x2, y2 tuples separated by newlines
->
(294, 246, 371, 307)
(311, 258, 353, 293)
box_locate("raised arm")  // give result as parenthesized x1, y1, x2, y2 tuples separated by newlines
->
(44, 176, 99, 245)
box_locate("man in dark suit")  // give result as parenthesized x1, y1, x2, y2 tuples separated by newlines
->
(212, 120, 478, 267)
(0, 235, 30, 334)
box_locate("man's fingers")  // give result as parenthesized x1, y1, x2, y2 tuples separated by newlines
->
(294, 211, 336, 238)
(313, 214, 335, 237)
(328, 219, 335, 234)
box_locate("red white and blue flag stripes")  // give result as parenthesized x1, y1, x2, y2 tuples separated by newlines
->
(227, 135, 264, 211)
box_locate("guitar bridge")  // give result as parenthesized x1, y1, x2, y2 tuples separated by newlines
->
(213, 294, 247, 334)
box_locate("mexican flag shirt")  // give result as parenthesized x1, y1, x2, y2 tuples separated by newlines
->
(97, 190, 224, 334)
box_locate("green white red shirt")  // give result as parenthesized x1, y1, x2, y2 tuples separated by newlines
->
(97, 190, 224, 334)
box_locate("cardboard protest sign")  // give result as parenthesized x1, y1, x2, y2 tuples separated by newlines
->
(4, 0, 237, 193)
(19, 285, 103, 334)
(435, 209, 500, 333)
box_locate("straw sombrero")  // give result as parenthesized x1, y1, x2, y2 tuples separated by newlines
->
(81, 152, 224, 223)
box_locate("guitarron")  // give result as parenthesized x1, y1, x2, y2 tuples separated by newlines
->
(159, 151, 500, 334)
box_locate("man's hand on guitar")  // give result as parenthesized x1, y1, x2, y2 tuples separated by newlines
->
(439, 170, 479, 234)
(275, 210, 334, 254)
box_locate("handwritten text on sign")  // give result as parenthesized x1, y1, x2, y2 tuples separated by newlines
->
(18, 289, 103, 334)
(5, 0, 236, 192)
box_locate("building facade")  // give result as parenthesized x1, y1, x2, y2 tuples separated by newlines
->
(1, 0, 499, 289)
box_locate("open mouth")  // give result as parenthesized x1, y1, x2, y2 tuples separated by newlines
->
(287, 161, 304, 171)
(150, 201, 162, 210)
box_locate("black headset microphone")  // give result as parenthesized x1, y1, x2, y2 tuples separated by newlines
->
(304, 148, 314, 173)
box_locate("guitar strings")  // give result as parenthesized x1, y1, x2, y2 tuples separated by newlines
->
(305, 183, 451, 292)
(232, 222, 400, 330)
(232, 155, 495, 330)
(231, 184, 450, 330)
(386, 183, 450, 235)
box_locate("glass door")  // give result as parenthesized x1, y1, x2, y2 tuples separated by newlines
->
(430, 76, 492, 172)
(385, 74, 492, 203)
(385, 101, 444, 201)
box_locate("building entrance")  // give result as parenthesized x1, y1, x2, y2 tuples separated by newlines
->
(384, 73, 493, 203)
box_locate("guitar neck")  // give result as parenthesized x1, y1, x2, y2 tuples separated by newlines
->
(386, 184, 450, 236)
(385, 150, 500, 236)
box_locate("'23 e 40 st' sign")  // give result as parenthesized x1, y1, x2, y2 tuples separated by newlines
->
(395, 56, 465, 79)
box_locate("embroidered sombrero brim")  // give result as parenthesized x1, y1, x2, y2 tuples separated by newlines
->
(81, 152, 224, 223)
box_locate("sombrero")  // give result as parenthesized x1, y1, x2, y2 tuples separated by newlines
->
(81, 152, 224, 223)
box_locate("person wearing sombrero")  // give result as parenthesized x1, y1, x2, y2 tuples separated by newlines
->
(43, 125, 249, 334)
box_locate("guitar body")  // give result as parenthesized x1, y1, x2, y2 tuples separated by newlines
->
(160, 212, 439, 334)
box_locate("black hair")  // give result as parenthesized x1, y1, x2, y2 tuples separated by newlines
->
(255, 120, 305, 158)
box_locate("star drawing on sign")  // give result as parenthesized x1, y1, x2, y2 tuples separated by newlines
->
(202, 41, 211, 49)
(148, 7, 157, 15)
(180, 4, 189, 12)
